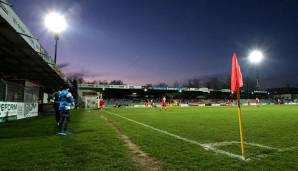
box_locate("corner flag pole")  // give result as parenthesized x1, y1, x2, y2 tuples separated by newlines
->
(231, 52, 245, 160)
(236, 89, 245, 160)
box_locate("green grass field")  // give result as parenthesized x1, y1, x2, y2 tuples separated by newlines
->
(0, 110, 135, 171)
(0, 105, 297, 170)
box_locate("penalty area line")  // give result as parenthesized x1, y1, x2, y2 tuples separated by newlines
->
(104, 111, 248, 161)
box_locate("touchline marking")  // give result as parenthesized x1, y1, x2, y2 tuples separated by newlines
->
(104, 111, 248, 161)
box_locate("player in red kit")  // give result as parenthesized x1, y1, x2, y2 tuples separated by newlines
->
(170, 98, 174, 106)
(277, 98, 281, 105)
(256, 97, 260, 106)
(160, 96, 168, 111)
(99, 98, 104, 110)
(247, 99, 251, 106)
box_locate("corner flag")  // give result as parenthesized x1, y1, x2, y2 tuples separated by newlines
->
(231, 52, 243, 92)
(230, 52, 246, 160)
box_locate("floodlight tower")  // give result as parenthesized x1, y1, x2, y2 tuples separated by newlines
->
(44, 12, 67, 64)
(248, 50, 264, 90)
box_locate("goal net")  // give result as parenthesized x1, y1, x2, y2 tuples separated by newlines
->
(84, 96, 99, 109)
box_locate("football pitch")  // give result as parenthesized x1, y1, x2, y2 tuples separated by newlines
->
(0, 106, 297, 170)
(103, 106, 298, 170)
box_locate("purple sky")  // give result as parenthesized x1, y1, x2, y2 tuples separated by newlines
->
(9, 0, 298, 87)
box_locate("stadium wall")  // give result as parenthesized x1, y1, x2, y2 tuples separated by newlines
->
(0, 79, 39, 123)
(0, 101, 38, 123)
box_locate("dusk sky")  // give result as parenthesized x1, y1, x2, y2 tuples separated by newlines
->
(9, 0, 298, 87)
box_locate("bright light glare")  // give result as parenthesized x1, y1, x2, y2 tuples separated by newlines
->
(248, 50, 263, 63)
(44, 12, 67, 33)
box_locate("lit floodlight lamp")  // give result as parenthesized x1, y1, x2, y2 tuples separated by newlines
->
(45, 12, 67, 34)
(248, 50, 263, 64)
(44, 12, 67, 63)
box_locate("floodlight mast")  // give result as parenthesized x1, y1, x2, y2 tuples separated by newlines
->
(248, 50, 264, 90)
(54, 34, 59, 63)
(44, 12, 67, 64)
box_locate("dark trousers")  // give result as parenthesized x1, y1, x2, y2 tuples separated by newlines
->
(59, 110, 70, 132)
(54, 103, 60, 123)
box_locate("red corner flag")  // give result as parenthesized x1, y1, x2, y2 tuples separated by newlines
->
(231, 52, 243, 93)
(231, 52, 246, 160)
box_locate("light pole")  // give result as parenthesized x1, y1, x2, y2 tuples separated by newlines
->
(44, 12, 67, 64)
(248, 50, 264, 90)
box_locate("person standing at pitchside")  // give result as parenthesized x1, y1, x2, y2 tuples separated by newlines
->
(58, 84, 74, 136)
(53, 89, 61, 126)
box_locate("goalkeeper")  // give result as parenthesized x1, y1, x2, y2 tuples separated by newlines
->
(58, 84, 74, 135)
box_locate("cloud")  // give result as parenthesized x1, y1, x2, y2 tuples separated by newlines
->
(123, 74, 145, 79)
(65, 69, 111, 79)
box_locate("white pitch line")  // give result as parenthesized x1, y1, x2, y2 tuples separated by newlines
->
(104, 111, 247, 161)
(205, 141, 281, 150)
(278, 146, 298, 152)
(244, 142, 280, 150)
(203, 141, 237, 147)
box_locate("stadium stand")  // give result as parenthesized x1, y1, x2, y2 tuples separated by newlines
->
(0, 1, 66, 122)
(78, 83, 271, 108)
